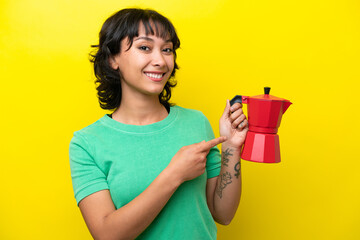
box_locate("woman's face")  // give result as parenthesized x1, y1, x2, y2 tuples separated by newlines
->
(110, 23, 175, 99)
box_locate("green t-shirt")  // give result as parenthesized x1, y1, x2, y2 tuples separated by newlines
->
(69, 106, 221, 239)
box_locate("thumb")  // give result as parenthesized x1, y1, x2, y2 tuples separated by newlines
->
(221, 99, 231, 119)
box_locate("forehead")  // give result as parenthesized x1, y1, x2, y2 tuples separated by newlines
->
(120, 20, 173, 51)
(137, 21, 170, 39)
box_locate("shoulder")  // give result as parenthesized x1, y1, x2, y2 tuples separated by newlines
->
(170, 106, 212, 133)
(172, 105, 207, 120)
(71, 115, 108, 145)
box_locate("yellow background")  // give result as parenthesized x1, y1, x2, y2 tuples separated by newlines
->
(1, 0, 359, 239)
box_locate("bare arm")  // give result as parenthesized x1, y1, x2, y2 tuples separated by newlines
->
(206, 145, 242, 225)
(206, 100, 248, 225)
(79, 136, 227, 240)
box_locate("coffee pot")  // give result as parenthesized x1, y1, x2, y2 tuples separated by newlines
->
(230, 87, 292, 163)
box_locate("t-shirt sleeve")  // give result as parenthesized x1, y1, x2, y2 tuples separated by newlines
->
(202, 114, 222, 179)
(69, 132, 109, 205)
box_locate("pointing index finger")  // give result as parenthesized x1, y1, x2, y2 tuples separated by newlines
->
(202, 136, 227, 151)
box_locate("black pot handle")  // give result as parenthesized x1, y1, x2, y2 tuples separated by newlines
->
(230, 95, 243, 106)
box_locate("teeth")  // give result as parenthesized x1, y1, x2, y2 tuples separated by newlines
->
(145, 73, 162, 79)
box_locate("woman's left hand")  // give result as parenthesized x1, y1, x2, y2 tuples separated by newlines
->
(219, 100, 249, 148)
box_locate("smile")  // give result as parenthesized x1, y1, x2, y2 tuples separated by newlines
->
(144, 72, 167, 82)
(144, 72, 164, 79)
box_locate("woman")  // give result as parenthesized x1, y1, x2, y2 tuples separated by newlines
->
(70, 8, 248, 240)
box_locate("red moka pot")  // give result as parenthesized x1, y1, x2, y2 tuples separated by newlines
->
(230, 87, 292, 163)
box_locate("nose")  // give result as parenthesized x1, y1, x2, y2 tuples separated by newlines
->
(151, 50, 166, 67)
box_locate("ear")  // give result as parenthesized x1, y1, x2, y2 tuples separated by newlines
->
(108, 56, 119, 70)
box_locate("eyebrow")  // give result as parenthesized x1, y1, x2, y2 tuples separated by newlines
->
(134, 36, 172, 43)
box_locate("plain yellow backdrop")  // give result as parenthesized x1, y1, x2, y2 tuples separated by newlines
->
(1, 0, 359, 239)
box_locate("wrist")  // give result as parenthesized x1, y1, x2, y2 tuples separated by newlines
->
(221, 142, 242, 153)
(163, 165, 183, 188)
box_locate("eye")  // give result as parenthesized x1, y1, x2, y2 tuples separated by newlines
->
(162, 48, 173, 54)
(139, 46, 150, 51)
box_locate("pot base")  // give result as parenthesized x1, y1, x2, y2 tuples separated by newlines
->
(241, 131, 281, 163)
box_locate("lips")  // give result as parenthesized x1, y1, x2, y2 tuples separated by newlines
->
(144, 72, 166, 81)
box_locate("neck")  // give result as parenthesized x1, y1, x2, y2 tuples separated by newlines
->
(111, 93, 168, 125)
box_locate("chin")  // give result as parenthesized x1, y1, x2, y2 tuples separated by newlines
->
(148, 85, 167, 94)
(143, 88, 165, 97)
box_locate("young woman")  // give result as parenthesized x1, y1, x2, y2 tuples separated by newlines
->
(70, 8, 248, 240)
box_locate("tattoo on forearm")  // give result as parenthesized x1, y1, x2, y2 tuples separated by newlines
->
(215, 172, 232, 198)
(222, 148, 233, 167)
(234, 162, 240, 179)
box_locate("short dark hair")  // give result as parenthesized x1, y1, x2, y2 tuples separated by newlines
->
(89, 8, 180, 111)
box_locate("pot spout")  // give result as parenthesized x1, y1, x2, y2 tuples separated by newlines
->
(283, 101, 292, 114)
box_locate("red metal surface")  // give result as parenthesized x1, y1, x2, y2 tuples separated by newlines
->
(237, 88, 292, 163)
(241, 131, 281, 163)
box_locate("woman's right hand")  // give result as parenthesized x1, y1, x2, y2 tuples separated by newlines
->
(168, 136, 227, 183)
